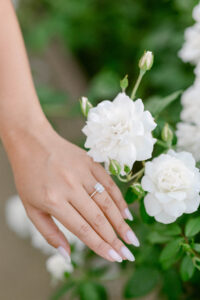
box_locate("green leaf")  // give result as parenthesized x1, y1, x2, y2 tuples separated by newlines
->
(148, 231, 172, 244)
(125, 187, 138, 204)
(193, 243, 200, 253)
(159, 238, 183, 269)
(120, 74, 129, 92)
(124, 267, 160, 298)
(87, 266, 109, 278)
(180, 255, 195, 281)
(164, 224, 182, 236)
(51, 282, 74, 300)
(185, 217, 200, 237)
(79, 282, 107, 300)
(162, 269, 183, 300)
(145, 90, 182, 118)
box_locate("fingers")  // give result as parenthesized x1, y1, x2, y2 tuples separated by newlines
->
(27, 207, 71, 261)
(91, 162, 133, 221)
(51, 200, 132, 262)
(84, 179, 139, 248)
(69, 187, 134, 260)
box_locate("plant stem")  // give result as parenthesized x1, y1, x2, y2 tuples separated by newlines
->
(131, 70, 145, 100)
(117, 168, 145, 183)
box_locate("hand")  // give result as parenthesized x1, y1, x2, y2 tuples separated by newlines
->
(8, 122, 139, 262)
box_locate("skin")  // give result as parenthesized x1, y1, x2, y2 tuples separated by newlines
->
(0, 0, 138, 262)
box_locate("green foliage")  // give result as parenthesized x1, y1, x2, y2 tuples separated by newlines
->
(124, 266, 160, 298)
(145, 90, 182, 118)
(19, 0, 195, 101)
(51, 282, 74, 300)
(180, 255, 195, 281)
(16, 1, 200, 299)
(162, 269, 183, 300)
(78, 281, 108, 300)
(159, 237, 184, 269)
(125, 186, 139, 204)
(185, 217, 200, 237)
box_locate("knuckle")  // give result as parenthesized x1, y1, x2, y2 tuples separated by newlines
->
(118, 219, 128, 233)
(42, 187, 58, 210)
(102, 196, 113, 212)
(45, 231, 59, 246)
(97, 241, 107, 254)
(111, 236, 121, 248)
(93, 213, 105, 228)
(78, 223, 90, 238)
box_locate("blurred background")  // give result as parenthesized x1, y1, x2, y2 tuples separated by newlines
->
(0, 0, 197, 299)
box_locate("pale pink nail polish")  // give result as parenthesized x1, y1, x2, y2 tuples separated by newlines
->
(121, 246, 135, 261)
(126, 230, 140, 247)
(124, 208, 134, 221)
(108, 249, 123, 262)
(57, 246, 71, 262)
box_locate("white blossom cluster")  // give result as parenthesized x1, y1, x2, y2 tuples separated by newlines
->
(5, 195, 85, 281)
(177, 3, 200, 161)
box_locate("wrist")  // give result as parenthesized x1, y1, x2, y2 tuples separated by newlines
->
(1, 112, 55, 164)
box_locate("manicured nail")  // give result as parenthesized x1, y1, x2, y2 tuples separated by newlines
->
(57, 246, 71, 262)
(108, 249, 123, 262)
(121, 246, 135, 261)
(124, 208, 134, 221)
(126, 230, 140, 247)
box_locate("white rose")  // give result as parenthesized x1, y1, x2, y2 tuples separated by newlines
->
(176, 122, 200, 161)
(46, 254, 74, 282)
(194, 62, 200, 78)
(82, 92, 156, 173)
(193, 3, 200, 22)
(141, 150, 200, 224)
(180, 84, 200, 125)
(179, 23, 200, 65)
(5, 195, 32, 238)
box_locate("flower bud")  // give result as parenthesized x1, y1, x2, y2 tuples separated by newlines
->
(124, 165, 131, 174)
(161, 123, 173, 145)
(120, 75, 129, 92)
(80, 97, 93, 118)
(109, 159, 121, 176)
(139, 51, 154, 72)
(130, 183, 145, 198)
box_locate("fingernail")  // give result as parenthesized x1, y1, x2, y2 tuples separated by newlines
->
(126, 230, 140, 247)
(121, 246, 135, 262)
(57, 246, 71, 262)
(124, 208, 134, 221)
(108, 249, 123, 262)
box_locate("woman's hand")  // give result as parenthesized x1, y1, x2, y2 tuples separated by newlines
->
(6, 122, 139, 263)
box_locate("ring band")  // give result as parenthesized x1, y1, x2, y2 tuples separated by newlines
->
(90, 183, 105, 198)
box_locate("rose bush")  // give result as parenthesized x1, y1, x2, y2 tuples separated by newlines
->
(5, 3, 200, 300)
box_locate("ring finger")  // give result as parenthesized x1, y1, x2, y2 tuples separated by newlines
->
(84, 177, 140, 248)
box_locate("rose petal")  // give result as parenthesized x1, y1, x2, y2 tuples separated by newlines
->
(155, 211, 177, 224)
(144, 194, 162, 216)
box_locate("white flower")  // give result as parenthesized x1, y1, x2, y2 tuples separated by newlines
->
(176, 122, 200, 161)
(139, 51, 154, 71)
(46, 254, 74, 282)
(194, 62, 200, 82)
(193, 3, 200, 22)
(179, 23, 200, 65)
(5, 195, 32, 238)
(141, 150, 200, 224)
(82, 92, 156, 173)
(180, 84, 200, 125)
